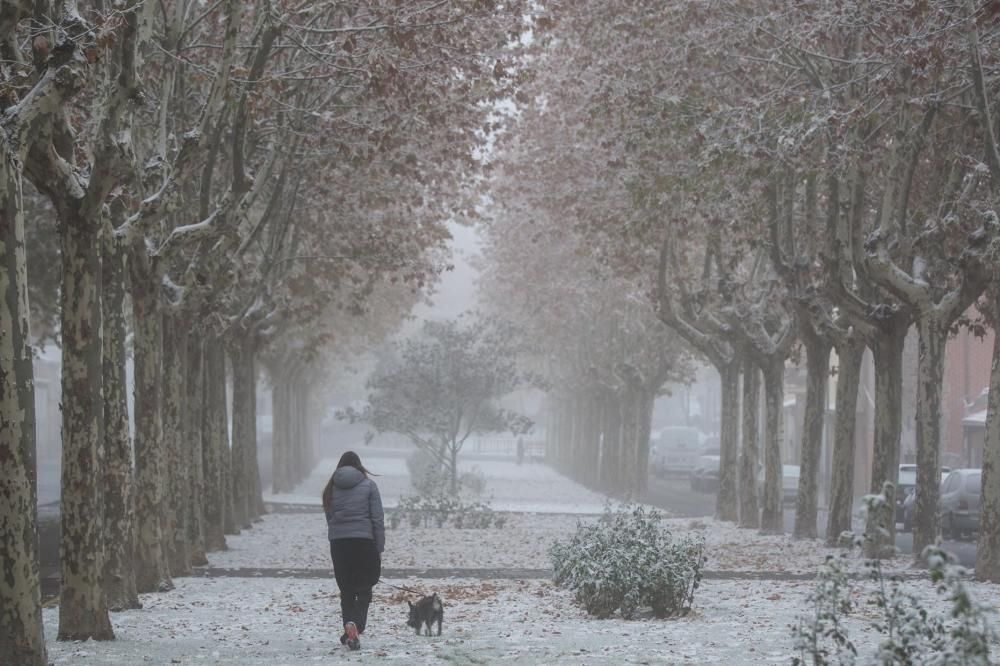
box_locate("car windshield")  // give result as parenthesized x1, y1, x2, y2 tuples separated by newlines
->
(897, 471, 916, 487)
(658, 427, 700, 447)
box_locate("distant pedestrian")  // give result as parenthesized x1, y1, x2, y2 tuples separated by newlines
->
(516, 438, 525, 465)
(322, 451, 385, 651)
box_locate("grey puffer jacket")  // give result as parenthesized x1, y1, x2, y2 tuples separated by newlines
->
(325, 466, 385, 553)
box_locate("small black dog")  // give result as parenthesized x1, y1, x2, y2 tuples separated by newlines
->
(406, 593, 443, 636)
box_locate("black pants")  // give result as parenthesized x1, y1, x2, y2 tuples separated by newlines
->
(330, 538, 381, 633)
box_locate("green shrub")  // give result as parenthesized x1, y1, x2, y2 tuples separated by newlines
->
(549, 504, 705, 620)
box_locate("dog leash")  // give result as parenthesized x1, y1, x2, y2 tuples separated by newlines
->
(380, 580, 429, 597)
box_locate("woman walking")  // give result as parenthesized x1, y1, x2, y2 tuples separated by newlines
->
(322, 451, 385, 651)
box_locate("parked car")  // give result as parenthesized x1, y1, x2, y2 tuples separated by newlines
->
(690, 447, 721, 493)
(649, 426, 702, 477)
(898, 466, 953, 531)
(896, 464, 917, 524)
(939, 469, 981, 540)
(756, 464, 800, 504)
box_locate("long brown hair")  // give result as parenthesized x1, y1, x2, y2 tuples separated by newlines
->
(322, 451, 374, 514)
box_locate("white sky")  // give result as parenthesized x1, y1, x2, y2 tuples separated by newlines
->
(409, 221, 482, 324)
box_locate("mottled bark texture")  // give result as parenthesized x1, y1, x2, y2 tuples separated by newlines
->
(825, 340, 864, 546)
(716, 361, 740, 522)
(977, 308, 1000, 582)
(101, 232, 140, 610)
(58, 216, 114, 640)
(163, 314, 191, 575)
(203, 339, 228, 551)
(864, 331, 906, 559)
(759, 358, 785, 535)
(912, 316, 948, 557)
(130, 271, 173, 592)
(738, 361, 760, 528)
(0, 169, 48, 665)
(229, 336, 254, 529)
(186, 337, 208, 566)
(793, 335, 831, 539)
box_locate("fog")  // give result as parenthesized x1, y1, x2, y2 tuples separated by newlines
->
(7, 1, 1000, 663)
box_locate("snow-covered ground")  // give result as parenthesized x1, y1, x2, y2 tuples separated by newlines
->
(242, 447, 911, 575)
(265, 450, 616, 514)
(211, 510, 911, 575)
(42, 574, 1000, 664)
(43, 454, 1000, 663)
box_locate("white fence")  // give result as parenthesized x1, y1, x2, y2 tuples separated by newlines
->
(469, 436, 545, 459)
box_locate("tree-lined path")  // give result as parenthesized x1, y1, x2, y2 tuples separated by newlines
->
(5, 1, 1000, 664)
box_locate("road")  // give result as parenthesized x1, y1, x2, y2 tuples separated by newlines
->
(641, 474, 978, 568)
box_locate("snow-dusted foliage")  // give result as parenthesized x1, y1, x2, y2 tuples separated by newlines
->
(389, 494, 505, 530)
(549, 505, 704, 620)
(793, 537, 994, 664)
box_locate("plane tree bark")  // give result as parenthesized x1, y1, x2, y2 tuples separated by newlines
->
(657, 241, 743, 523)
(862, 94, 988, 558)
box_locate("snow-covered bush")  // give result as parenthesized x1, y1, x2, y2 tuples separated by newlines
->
(406, 451, 447, 496)
(549, 505, 705, 620)
(791, 496, 994, 665)
(458, 467, 487, 495)
(389, 493, 505, 529)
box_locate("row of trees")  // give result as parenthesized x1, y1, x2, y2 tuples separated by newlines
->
(481, 0, 1000, 577)
(0, 1, 526, 664)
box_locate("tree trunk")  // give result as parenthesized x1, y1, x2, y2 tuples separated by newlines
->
(162, 313, 191, 575)
(0, 169, 48, 664)
(716, 360, 740, 522)
(448, 438, 460, 495)
(864, 328, 906, 559)
(101, 232, 139, 610)
(186, 337, 208, 566)
(560, 396, 574, 474)
(293, 378, 308, 485)
(202, 339, 228, 551)
(223, 428, 238, 536)
(601, 396, 622, 495)
(271, 370, 292, 493)
(738, 360, 760, 528)
(130, 275, 172, 592)
(619, 391, 640, 499)
(977, 304, 1000, 581)
(230, 338, 257, 529)
(247, 356, 263, 520)
(793, 335, 831, 539)
(576, 394, 598, 488)
(58, 216, 114, 640)
(286, 377, 301, 488)
(635, 390, 656, 496)
(760, 357, 785, 535)
(566, 399, 583, 481)
(912, 315, 948, 557)
(825, 340, 864, 546)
